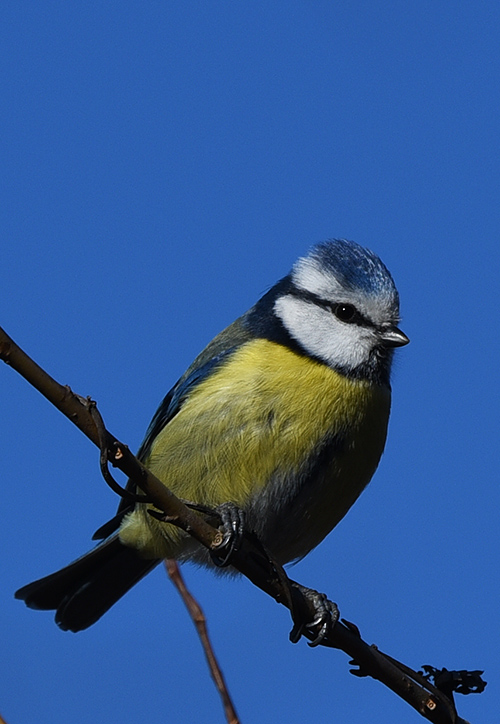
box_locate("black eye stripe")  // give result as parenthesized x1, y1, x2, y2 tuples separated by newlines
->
(291, 288, 373, 327)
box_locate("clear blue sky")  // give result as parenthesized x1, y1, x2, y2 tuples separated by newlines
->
(1, 2, 498, 722)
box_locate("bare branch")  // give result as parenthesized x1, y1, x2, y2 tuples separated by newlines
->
(0, 326, 220, 552)
(0, 325, 484, 724)
(166, 560, 240, 724)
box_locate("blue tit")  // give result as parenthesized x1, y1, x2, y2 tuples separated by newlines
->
(16, 239, 408, 632)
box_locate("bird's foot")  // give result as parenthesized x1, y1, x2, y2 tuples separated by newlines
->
(209, 502, 246, 567)
(289, 583, 339, 647)
(181, 500, 246, 567)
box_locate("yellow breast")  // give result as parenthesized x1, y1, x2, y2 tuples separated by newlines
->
(119, 339, 391, 562)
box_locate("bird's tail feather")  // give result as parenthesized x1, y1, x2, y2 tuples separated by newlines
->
(15, 535, 159, 632)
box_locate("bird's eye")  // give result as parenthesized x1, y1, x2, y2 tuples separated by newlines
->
(333, 303, 357, 322)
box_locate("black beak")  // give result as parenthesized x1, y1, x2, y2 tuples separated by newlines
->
(380, 326, 410, 348)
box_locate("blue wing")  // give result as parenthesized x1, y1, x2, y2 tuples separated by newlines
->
(136, 348, 237, 462)
(92, 347, 238, 539)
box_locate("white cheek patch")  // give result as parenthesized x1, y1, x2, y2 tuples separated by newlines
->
(274, 295, 374, 370)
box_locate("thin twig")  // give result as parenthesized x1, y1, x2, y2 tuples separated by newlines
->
(166, 560, 240, 724)
(0, 326, 220, 551)
(0, 325, 482, 724)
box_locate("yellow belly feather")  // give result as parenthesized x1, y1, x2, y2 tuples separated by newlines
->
(119, 339, 391, 561)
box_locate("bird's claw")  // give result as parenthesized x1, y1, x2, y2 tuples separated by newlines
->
(209, 502, 246, 567)
(289, 586, 339, 647)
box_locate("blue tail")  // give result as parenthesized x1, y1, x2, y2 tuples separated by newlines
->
(15, 535, 159, 632)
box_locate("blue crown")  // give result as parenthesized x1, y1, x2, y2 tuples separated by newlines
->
(309, 239, 398, 302)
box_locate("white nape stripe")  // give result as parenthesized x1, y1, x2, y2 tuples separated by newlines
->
(292, 256, 346, 299)
(292, 254, 399, 328)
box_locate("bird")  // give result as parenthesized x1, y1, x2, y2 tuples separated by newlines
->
(15, 238, 409, 632)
